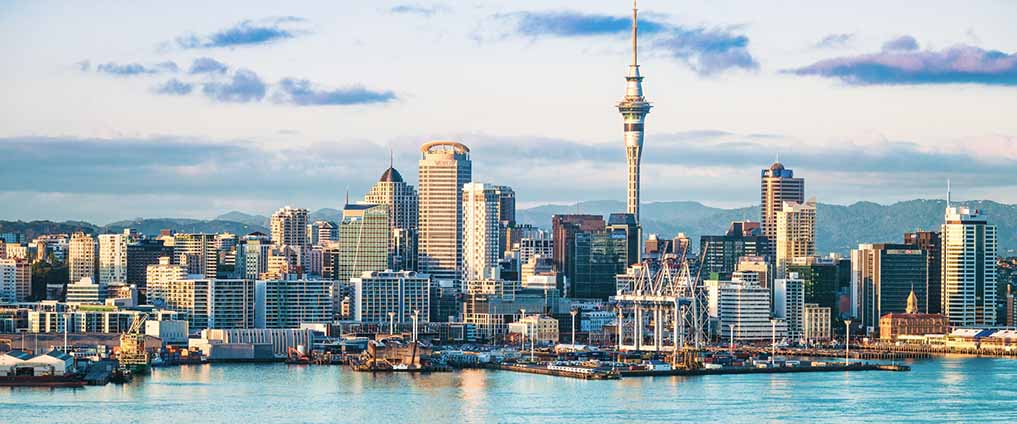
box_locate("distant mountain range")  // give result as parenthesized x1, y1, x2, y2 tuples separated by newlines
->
(2, 199, 1015, 255)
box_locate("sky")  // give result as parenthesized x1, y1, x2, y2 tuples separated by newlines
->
(2, 0, 1016, 224)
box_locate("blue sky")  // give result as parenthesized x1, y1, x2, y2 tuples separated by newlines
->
(1, 0, 1016, 223)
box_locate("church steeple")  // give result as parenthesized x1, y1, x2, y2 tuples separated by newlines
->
(906, 285, 919, 314)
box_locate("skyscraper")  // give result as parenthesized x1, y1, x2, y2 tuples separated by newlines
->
(364, 161, 419, 271)
(126, 239, 174, 288)
(98, 233, 128, 287)
(68, 232, 96, 285)
(417, 141, 471, 285)
(761, 162, 805, 247)
(462, 182, 501, 284)
(173, 233, 218, 278)
(775, 199, 816, 277)
(941, 206, 997, 326)
(339, 203, 391, 284)
(551, 214, 606, 290)
(271, 206, 309, 248)
(700, 221, 770, 279)
(850, 243, 928, 332)
(616, 1, 651, 221)
(904, 230, 943, 314)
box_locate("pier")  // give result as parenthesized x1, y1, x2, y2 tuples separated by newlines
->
(620, 363, 909, 377)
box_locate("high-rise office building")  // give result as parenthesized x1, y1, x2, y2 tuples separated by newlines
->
(462, 183, 501, 284)
(518, 236, 553, 270)
(146, 257, 188, 304)
(608, 213, 640, 267)
(173, 233, 218, 278)
(255, 279, 333, 328)
(236, 234, 272, 280)
(775, 199, 816, 276)
(339, 204, 390, 283)
(271, 206, 310, 248)
(760, 162, 805, 246)
(125, 239, 174, 288)
(718, 279, 783, 341)
(786, 256, 843, 322)
(775, 275, 805, 341)
(417, 141, 471, 284)
(98, 234, 128, 287)
(850, 243, 928, 332)
(352, 270, 431, 324)
(571, 228, 630, 300)
(307, 221, 338, 247)
(68, 232, 96, 287)
(941, 206, 997, 326)
(616, 3, 651, 222)
(365, 162, 420, 271)
(551, 214, 606, 288)
(160, 278, 255, 331)
(904, 230, 943, 314)
(700, 221, 770, 278)
(0, 258, 31, 302)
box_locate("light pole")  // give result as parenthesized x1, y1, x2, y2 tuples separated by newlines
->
(519, 309, 527, 351)
(530, 318, 535, 362)
(615, 306, 624, 352)
(844, 320, 852, 366)
(729, 324, 736, 354)
(412, 310, 419, 343)
(388, 311, 396, 335)
(770, 318, 778, 365)
(570, 309, 579, 347)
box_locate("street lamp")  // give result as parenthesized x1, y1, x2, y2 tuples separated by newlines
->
(729, 324, 736, 354)
(615, 306, 624, 352)
(388, 311, 396, 335)
(570, 308, 579, 347)
(519, 309, 527, 351)
(844, 320, 853, 366)
(530, 317, 536, 362)
(770, 318, 778, 365)
(412, 309, 419, 343)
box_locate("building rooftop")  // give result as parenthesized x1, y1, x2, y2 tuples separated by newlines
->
(379, 167, 403, 183)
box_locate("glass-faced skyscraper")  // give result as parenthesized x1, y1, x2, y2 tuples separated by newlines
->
(417, 141, 471, 285)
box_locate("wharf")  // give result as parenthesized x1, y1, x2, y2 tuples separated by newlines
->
(83, 360, 119, 385)
(621, 363, 909, 377)
(492, 363, 620, 380)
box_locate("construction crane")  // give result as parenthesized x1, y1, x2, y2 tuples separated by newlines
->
(119, 315, 151, 375)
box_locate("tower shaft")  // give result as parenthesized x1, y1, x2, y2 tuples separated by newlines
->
(617, 0, 650, 221)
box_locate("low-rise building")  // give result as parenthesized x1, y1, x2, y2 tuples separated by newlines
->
(508, 314, 559, 344)
(879, 288, 950, 341)
(803, 303, 832, 341)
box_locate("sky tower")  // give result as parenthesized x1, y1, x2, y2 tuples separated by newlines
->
(617, 0, 651, 222)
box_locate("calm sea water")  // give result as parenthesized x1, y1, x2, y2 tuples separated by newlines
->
(2, 357, 1016, 423)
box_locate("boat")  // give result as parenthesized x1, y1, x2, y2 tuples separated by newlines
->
(0, 374, 86, 387)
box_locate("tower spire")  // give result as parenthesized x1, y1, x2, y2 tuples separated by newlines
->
(632, 0, 638, 67)
(947, 179, 952, 208)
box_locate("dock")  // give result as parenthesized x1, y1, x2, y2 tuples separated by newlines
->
(620, 363, 909, 377)
(492, 363, 620, 380)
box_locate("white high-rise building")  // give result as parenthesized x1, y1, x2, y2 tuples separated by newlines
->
(146, 256, 188, 304)
(616, 1, 651, 222)
(462, 182, 501, 285)
(760, 162, 805, 245)
(255, 279, 333, 328)
(173, 233, 218, 278)
(0, 258, 31, 303)
(352, 270, 431, 324)
(941, 206, 997, 326)
(160, 278, 255, 331)
(417, 141, 471, 285)
(775, 198, 816, 277)
(718, 279, 784, 341)
(775, 275, 805, 341)
(98, 234, 128, 286)
(68, 232, 96, 287)
(271, 206, 310, 248)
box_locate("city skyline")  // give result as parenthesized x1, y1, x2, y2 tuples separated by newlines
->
(2, 1, 1017, 223)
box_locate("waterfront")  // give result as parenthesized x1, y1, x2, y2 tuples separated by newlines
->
(3, 357, 1016, 422)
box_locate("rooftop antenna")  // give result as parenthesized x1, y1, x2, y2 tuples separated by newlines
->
(345, 187, 350, 207)
(947, 179, 951, 208)
(389, 147, 394, 170)
(776, 152, 780, 164)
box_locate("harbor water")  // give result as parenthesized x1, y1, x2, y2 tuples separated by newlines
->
(2, 356, 1016, 422)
